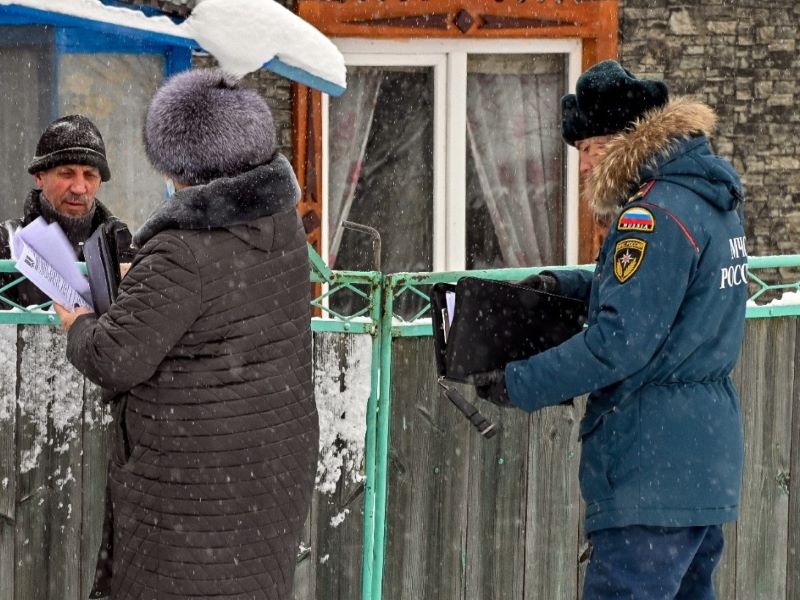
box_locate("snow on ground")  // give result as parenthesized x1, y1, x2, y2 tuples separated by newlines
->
(1, 0, 345, 91)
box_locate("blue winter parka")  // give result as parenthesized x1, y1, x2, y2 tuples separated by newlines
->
(505, 99, 747, 534)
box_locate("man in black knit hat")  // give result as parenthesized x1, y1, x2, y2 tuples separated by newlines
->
(0, 114, 135, 308)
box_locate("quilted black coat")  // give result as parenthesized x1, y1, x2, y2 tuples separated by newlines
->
(66, 155, 318, 600)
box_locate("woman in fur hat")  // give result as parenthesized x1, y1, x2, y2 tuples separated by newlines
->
(472, 60, 746, 599)
(55, 69, 318, 600)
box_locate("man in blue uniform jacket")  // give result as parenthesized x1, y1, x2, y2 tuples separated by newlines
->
(473, 61, 747, 599)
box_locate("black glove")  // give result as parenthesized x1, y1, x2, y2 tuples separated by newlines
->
(471, 369, 513, 408)
(517, 273, 559, 294)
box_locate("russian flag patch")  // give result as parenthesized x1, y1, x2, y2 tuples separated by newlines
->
(617, 207, 655, 233)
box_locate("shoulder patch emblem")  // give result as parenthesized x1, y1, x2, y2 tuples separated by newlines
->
(614, 238, 647, 283)
(617, 207, 655, 233)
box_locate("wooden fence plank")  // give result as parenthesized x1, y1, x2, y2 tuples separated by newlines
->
(463, 390, 529, 600)
(574, 397, 590, 599)
(787, 318, 800, 600)
(734, 319, 794, 599)
(0, 326, 18, 597)
(293, 511, 315, 600)
(524, 400, 582, 600)
(79, 382, 110, 599)
(15, 325, 55, 600)
(14, 326, 84, 600)
(302, 332, 370, 600)
(383, 337, 470, 600)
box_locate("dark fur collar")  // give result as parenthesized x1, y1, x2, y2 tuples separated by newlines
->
(133, 153, 299, 248)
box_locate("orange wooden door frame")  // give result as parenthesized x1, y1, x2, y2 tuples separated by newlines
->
(293, 0, 618, 264)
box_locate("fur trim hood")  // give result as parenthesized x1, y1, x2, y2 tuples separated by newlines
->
(587, 97, 721, 217)
(133, 153, 299, 248)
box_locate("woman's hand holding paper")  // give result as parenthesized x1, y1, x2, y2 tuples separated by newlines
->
(53, 303, 93, 332)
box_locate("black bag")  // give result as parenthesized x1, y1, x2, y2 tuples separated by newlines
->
(83, 225, 121, 316)
(431, 276, 587, 382)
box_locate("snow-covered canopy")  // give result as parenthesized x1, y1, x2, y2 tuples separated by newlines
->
(0, 0, 346, 95)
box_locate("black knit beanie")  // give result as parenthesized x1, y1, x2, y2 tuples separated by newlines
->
(143, 69, 276, 186)
(28, 115, 111, 181)
(561, 60, 669, 146)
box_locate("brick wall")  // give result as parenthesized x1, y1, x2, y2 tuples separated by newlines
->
(619, 0, 800, 257)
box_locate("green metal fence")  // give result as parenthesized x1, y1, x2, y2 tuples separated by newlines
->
(0, 250, 799, 600)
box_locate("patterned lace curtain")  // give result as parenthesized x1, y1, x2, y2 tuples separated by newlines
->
(466, 55, 565, 268)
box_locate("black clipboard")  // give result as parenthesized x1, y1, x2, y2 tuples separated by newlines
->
(83, 225, 121, 316)
(431, 276, 587, 382)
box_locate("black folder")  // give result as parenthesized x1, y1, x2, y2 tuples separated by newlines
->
(83, 225, 121, 316)
(431, 276, 587, 382)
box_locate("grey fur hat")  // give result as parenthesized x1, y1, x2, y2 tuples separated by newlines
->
(144, 69, 276, 185)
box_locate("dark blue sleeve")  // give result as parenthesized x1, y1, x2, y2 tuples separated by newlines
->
(505, 209, 700, 412)
(547, 268, 594, 302)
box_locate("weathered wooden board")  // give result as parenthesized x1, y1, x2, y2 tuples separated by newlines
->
(79, 381, 111, 599)
(383, 337, 471, 600)
(787, 318, 800, 600)
(293, 332, 370, 600)
(523, 399, 583, 600)
(0, 326, 18, 597)
(463, 388, 529, 600)
(14, 326, 85, 600)
(733, 319, 795, 599)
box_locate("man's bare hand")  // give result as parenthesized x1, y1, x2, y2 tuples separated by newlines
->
(120, 263, 132, 278)
(53, 303, 93, 332)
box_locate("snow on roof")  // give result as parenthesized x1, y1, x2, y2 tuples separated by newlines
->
(129, 0, 196, 18)
(1, 0, 191, 37)
(1, 0, 346, 95)
(187, 0, 346, 89)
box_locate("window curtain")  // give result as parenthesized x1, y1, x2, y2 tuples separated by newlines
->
(466, 67, 564, 267)
(327, 69, 382, 267)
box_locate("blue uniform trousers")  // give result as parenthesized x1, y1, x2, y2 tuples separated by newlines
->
(582, 525, 724, 600)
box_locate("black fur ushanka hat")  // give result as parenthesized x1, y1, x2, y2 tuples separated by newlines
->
(561, 60, 669, 146)
(144, 69, 276, 186)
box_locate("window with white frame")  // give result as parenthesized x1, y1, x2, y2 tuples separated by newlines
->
(323, 39, 581, 275)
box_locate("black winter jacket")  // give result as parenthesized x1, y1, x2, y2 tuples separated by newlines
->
(66, 155, 317, 600)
